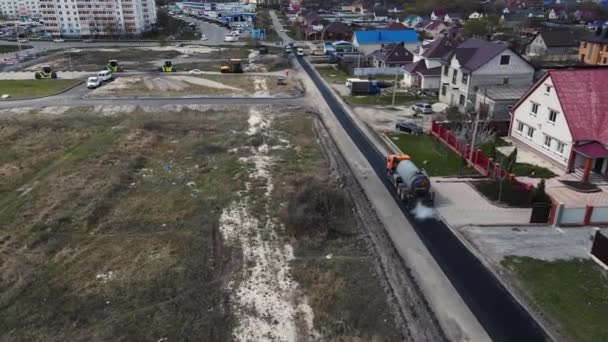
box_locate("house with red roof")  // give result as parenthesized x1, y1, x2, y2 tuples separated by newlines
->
(423, 21, 447, 38)
(509, 68, 608, 181)
(431, 10, 448, 21)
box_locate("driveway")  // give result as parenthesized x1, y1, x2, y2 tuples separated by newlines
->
(433, 179, 533, 227)
(269, 10, 292, 43)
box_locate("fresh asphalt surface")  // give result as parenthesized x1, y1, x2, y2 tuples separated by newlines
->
(297, 56, 550, 342)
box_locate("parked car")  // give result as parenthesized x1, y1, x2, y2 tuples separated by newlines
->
(395, 122, 422, 134)
(296, 48, 305, 56)
(17, 39, 28, 43)
(53, 38, 64, 42)
(83, 39, 94, 43)
(188, 69, 204, 75)
(411, 103, 433, 114)
(87, 76, 102, 89)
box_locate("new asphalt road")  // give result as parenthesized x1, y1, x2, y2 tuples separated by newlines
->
(297, 56, 551, 342)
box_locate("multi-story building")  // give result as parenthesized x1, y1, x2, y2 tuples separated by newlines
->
(509, 68, 608, 181)
(578, 27, 608, 65)
(438, 38, 534, 113)
(0, 0, 41, 20)
(41, 0, 157, 37)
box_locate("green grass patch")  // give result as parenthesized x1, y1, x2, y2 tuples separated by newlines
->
(478, 139, 556, 178)
(315, 66, 350, 85)
(472, 180, 531, 207)
(0, 44, 33, 53)
(386, 133, 477, 176)
(0, 79, 81, 99)
(512, 162, 556, 179)
(503, 257, 608, 342)
(345, 93, 419, 106)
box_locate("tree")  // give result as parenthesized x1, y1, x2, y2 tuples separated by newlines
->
(532, 179, 551, 204)
(463, 18, 488, 37)
(497, 150, 517, 203)
(506, 147, 517, 173)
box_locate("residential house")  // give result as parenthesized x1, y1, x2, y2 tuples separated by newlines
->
(431, 10, 448, 21)
(385, 22, 407, 30)
(574, 9, 598, 23)
(303, 13, 324, 29)
(468, 12, 484, 20)
(324, 40, 357, 54)
(285, 4, 304, 21)
(547, 8, 568, 21)
(352, 29, 419, 54)
(509, 68, 608, 181)
(403, 36, 455, 90)
(403, 14, 424, 28)
(439, 38, 534, 112)
(423, 21, 447, 38)
(578, 27, 608, 65)
(373, 8, 389, 22)
(526, 30, 577, 57)
(444, 13, 463, 24)
(369, 42, 414, 67)
(475, 85, 529, 122)
(322, 21, 353, 41)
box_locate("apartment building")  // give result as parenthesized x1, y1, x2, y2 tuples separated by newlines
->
(41, 0, 157, 37)
(0, 0, 40, 20)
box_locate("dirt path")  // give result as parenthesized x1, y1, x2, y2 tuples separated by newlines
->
(219, 108, 315, 341)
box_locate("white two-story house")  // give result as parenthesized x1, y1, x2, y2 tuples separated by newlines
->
(403, 36, 454, 90)
(438, 38, 534, 113)
(509, 68, 608, 182)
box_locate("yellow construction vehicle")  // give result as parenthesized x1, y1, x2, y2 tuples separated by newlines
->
(34, 66, 57, 79)
(159, 60, 176, 72)
(106, 60, 123, 72)
(220, 59, 243, 73)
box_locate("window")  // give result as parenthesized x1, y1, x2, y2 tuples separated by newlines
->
(516, 121, 524, 132)
(441, 84, 447, 96)
(530, 102, 539, 116)
(500, 55, 510, 65)
(462, 73, 468, 85)
(556, 142, 565, 155)
(527, 126, 535, 139)
(548, 109, 558, 123)
(544, 135, 552, 148)
(452, 69, 458, 84)
(503, 77, 509, 85)
(583, 42, 587, 48)
(545, 85, 552, 94)
(459, 94, 465, 105)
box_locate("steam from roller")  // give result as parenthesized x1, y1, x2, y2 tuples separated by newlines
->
(411, 202, 437, 220)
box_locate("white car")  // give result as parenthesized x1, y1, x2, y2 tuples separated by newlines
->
(53, 38, 65, 42)
(411, 103, 433, 114)
(97, 70, 113, 82)
(17, 39, 28, 43)
(296, 48, 305, 56)
(224, 35, 238, 42)
(188, 69, 203, 75)
(87, 76, 102, 89)
(200, 34, 208, 41)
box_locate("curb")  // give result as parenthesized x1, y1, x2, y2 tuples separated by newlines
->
(436, 218, 562, 342)
(0, 78, 84, 101)
(80, 92, 305, 101)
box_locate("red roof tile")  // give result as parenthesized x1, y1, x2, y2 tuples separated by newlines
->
(574, 141, 608, 158)
(550, 69, 608, 142)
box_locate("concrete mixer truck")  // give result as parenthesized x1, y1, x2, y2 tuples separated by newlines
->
(386, 154, 435, 208)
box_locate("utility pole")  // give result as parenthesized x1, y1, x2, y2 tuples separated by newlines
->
(469, 103, 480, 161)
(391, 72, 398, 106)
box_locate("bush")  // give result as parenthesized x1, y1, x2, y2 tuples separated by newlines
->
(532, 179, 551, 204)
(285, 177, 356, 239)
(473, 180, 532, 207)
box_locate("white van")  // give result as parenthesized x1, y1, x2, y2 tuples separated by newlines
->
(97, 70, 113, 82)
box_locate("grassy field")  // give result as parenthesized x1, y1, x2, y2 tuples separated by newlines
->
(503, 257, 608, 342)
(88, 75, 302, 98)
(270, 116, 400, 340)
(0, 106, 398, 340)
(0, 44, 33, 53)
(0, 79, 81, 99)
(478, 139, 556, 178)
(472, 180, 532, 207)
(387, 133, 476, 176)
(315, 66, 350, 85)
